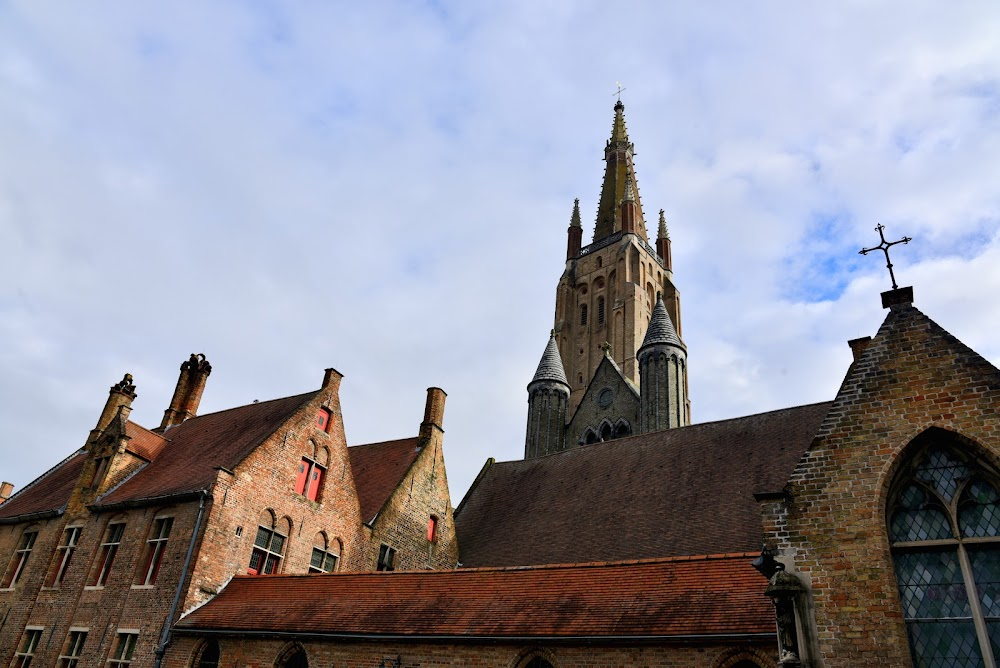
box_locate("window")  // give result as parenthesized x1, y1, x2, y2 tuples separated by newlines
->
(91, 522, 125, 587)
(376, 544, 396, 572)
(193, 639, 219, 668)
(597, 297, 605, 325)
(315, 408, 332, 432)
(107, 632, 138, 668)
(137, 517, 173, 585)
(293, 442, 328, 502)
(59, 630, 88, 668)
(248, 511, 287, 575)
(580, 303, 588, 326)
(12, 628, 42, 668)
(888, 435, 1000, 665)
(50, 526, 82, 587)
(522, 658, 554, 668)
(427, 516, 438, 543)
(90, 457, 110, 487)
(2, 530, 37, 588)
(309, 533, 340, 573)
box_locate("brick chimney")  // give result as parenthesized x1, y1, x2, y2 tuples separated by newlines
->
(159, 354, 212, 431)
(94, 373, 137, 435)
(848, 336, 873, 363)
(418, 387, 447, 443)
(0, 482, 13, 504)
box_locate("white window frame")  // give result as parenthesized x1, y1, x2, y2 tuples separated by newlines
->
(58, 628, 88, 668)
(12, 627, 43, 668)
(51, 526, 83, 587)
(106, 630, 139, 668)
(135, 516, 173, 586)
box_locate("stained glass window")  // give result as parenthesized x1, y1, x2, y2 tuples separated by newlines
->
(889, 437, 1000, 666)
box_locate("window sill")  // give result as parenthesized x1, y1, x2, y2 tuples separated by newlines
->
(83, 585, 104, 591)
(0, 587, 13, 592)
(130, 584, 156, 590)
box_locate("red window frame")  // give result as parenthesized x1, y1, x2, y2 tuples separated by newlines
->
(316, 408, 332, 432)
(294, 457, 326, 502)
(427, 516, 438, 542)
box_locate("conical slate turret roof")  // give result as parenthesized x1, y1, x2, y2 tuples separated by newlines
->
(531, 332, 569, 386)
(641, 297, 684, 350)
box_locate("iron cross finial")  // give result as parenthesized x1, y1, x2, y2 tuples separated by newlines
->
(859, 224, 912, 290)
(613, 81, 627, 102)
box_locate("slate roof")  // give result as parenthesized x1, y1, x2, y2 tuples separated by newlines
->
(640, 296, 683, 350)
(530, 333, 569, 386)
(175, 553, 773, 639)
(456, 401, 832, 567)
(0, 392, 318, 520)
(348, 438, 422, 523)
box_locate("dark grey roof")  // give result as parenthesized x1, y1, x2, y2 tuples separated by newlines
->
(640, 296, 683, 350)
(530, 333, 569, 386)
(455, 401, 833, 567)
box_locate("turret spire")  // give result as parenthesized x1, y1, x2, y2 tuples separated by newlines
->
(656, 209, 673, 273)
(566, 198, 583, 260)
(594, 101, 647, 243)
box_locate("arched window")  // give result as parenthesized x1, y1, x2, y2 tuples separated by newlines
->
(614, 420, 632, 439)
(583, 429, 598, 445)
(888, 433, 1000, 665)
(599, 422, 612, 442)
(192, 639, 220, 668)
(580, 304, 588, 326)
(275, 645, 308, 668)
(249, 510, 289, 575)
(309, 533, 340, 574)
(522, 658, 554, 668)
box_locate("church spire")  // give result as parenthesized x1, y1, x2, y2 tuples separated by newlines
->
(594, 100, 647, 243)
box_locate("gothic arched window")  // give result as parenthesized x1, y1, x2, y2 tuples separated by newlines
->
(888, 433, 1000, 666)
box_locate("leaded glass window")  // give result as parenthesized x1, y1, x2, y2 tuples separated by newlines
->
(889, 438, 1000, 666)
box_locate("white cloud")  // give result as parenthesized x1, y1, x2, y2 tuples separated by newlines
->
(1, 2, 1000, 507)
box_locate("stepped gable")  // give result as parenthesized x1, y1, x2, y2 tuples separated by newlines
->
(0, 451, 87, 522)
(97, 391, 318, 506)
(348, 437, 422, 523)
(174, 553, 772, 638)
(457, 401, 832, 567)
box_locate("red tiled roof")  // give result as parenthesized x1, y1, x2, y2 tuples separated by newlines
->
(455, 402, 832, 567)
(348, 438, 421, 523)
(0, 451, 87, 521)
(125, 421, 168, 461)
(97, 392, 318, 506)
(176, 553, 773, 638)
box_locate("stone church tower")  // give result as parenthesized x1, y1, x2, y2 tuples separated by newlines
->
(525, 101, 690, 459)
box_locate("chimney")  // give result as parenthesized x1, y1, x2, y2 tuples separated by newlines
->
(159, 354, 212, 431)
(0, 482, 14, 504)
(848, 336, 872, 363)
(418, 387, 447, 443)
(322, 367, 343, 392)
(95, 373, 137, 434)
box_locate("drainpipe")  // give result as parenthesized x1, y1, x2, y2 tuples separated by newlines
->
(155, 490, 208, 668)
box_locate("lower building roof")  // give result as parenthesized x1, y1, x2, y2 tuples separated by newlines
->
(175, 553, 773, 640)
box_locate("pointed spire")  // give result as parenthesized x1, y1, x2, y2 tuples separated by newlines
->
(657, 209, 669, 240)
(566, 198, 583, 259)
(530, 331, 570, 386)
(640, 296, 684, 350)
(594, 101, 647, 243)
(656, 209, 673, 272)
(570, 198, 582, 228)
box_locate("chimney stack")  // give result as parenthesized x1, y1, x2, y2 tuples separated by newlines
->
(0, 482, 14, 504)
(418, 387, 447, 443)
(95, 373, 137, 435)
(848, 336, 873, 363)
(159, 354, 212, 431)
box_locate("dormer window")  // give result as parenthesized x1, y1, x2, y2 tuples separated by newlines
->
(316, 408, 332, 432)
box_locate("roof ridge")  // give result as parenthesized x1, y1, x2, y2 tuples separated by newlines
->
(0, 449, 87, 510)
(179, 390, 319, 422)
(349, 436, 419, 450)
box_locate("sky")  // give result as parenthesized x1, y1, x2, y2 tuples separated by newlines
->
(2, 2, 1000, 504)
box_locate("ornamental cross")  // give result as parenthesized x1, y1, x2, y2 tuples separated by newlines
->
(859, 224, 912, 290)
(613, 81, 627, 102)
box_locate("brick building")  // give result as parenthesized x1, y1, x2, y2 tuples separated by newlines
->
(6, 100, 1000, 668)
(0, 357, 457, 668)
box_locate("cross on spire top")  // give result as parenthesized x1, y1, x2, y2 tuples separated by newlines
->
(859, 224, 912, 290)
(613, 81, 626, 103)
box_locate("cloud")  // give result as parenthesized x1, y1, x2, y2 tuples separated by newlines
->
(1, 2, 999, 507)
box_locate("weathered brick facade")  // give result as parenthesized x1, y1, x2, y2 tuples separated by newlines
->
(0, 359, 457, 668)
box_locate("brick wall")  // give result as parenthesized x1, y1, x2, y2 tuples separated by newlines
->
(760, 301, 1000, 666)
(165, 635, 778, 668)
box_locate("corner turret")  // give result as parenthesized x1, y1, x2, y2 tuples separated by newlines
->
(638, 295, 689, 432)
(524, 332, 571, 459)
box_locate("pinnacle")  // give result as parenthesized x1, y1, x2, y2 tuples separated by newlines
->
(570, 198, 582, 228)
(640, 296, 683, 350)
(657, 209, 669, 240)
(531, 331, 569, 386)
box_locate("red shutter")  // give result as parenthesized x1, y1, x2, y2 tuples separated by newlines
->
(294, 460, 308, 495)
(427, 517, 437, 542)
(306, 467, 323, 501)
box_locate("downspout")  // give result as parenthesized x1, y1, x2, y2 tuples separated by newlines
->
(155, 490, 208, 668)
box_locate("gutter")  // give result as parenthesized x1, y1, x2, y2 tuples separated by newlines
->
(154, 490, 209, 668)
(171, 629, 776, 644)
(91, 490, 205, 513)
(0, 508, 62, 525)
